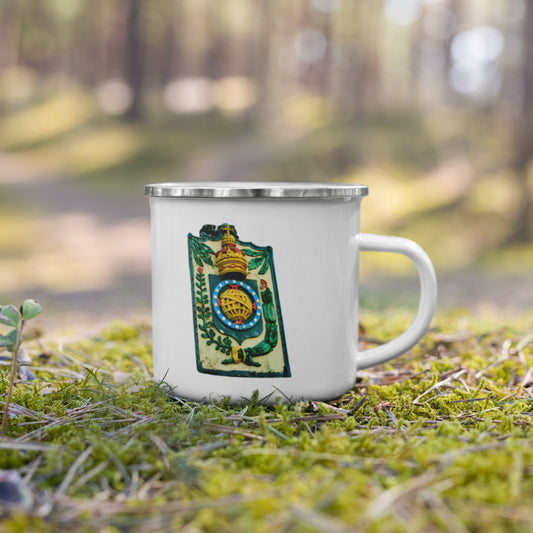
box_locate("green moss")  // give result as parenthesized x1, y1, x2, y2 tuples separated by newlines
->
(1, 315, 533, 531)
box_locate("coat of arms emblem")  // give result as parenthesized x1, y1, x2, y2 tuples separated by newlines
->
(188, 223, 290, 378)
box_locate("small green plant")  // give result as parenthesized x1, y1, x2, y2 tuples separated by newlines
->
(0, 299, 42, 435)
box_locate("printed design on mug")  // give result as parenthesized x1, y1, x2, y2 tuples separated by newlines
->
(188, 223, 290, 378)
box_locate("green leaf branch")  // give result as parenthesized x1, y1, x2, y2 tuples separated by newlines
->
(243, 248, 270, 274)
(195, 270, 232, 356)
(190, 238, 215, 267)
(0, 299, 42, 435)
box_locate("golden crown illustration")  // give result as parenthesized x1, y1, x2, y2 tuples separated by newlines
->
(215, 224, 248, 279)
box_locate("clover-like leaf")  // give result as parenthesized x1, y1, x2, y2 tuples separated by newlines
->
(0, 330, 17, 350)
(0, 305, 20, 327)
(21, 300, 42, 321)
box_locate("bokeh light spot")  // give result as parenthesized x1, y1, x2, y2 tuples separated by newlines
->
(311, 0, 342, 13)
(163, 77, 213, 114)
(294, 29, 327, 64)
(95, 79, 133, 115)
(451, 26, 505, 67)
(384, 0, 421, 26)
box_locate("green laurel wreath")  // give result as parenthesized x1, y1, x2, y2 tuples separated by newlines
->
(195, 270, 232, 355)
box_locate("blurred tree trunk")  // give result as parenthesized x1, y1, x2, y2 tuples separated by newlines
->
(250, 0, 275, 127)
(512, 0, 533, 242)
(318, 8, 333, 98)
(339, 2, 380, 118)
(297, 0, 313, 90)
(123, 0, 144, 121)
(100, 1, 122, 80)
(444, 0, 462, 106)
(409, 7, 425, 111)
(204, 4, 232, 79)
(159, 0, 182, 84)
(77, 6, 99, 85)
(0, 2, 19, 68)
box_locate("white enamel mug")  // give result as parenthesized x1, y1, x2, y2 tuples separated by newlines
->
(145, 182, 437, 403)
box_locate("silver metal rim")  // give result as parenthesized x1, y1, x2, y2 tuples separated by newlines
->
(144, 182, 368, 199)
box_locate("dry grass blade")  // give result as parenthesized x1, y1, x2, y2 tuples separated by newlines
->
(55, 490, 276, 518)
(52, 347, 112, 377)
(422, 492, 470, 533)
(0, 401, 56, 421)
(357, 368, 429, 386)
(367, 471, 440, 519)
(0, 439, 56, 452)
(203, 422, 265, 441)
(131, 355, 151, 379)
(413, 369, 467, 404)
(148, 433, 170, 470)
(290, 414, 346, 423)
(291, 504, 361, 533)
(69, 460, 111, 494)
(55, 446, 94, 497)
(21, 457, 43, 484)
(436, 442, 507, 466)
(107, 415, 159, 437)
(182, 440, 231, 455)
(475, 339, 512, 379)
(16, 404, 107, 442)
(242, 447, 383, 466)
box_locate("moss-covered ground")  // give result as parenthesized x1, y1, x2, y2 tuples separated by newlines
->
(1, 311, 533, 532)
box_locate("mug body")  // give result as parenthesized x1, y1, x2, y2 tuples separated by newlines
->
(147, 183, 368, 403)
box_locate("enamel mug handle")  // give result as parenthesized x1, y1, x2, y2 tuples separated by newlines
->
(355, 233, 437, 370)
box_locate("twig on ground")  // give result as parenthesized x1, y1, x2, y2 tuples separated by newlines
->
(413, 369, 467, 404)
(203, 422, 265, 441)
(475, 339, 512, 379)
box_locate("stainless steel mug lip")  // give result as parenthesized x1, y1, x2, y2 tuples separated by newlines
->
(144, 182, 369, 199)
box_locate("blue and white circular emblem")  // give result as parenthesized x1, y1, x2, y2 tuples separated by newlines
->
(212, 279, 262, 331)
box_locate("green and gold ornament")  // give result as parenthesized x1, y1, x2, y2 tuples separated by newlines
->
(188, 224, 290, 377)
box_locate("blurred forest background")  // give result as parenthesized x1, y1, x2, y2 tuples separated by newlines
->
(1, 0, 533, 329)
